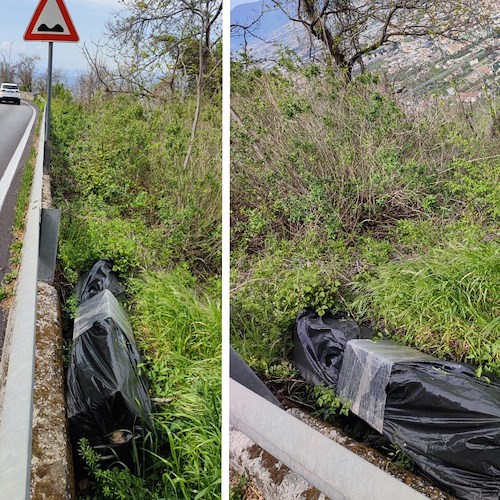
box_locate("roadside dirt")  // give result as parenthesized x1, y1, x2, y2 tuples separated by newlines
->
(230, 467, 265, 499)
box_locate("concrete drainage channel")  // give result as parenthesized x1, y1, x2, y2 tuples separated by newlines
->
(0, 107, 74, 498)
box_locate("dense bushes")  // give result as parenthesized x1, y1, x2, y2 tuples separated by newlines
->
(231, 62, 499, 375)
(52, 92, 221, 279)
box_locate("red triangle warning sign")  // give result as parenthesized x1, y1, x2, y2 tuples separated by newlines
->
(24, 0, 79, 42)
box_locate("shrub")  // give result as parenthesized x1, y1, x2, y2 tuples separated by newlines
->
(52, 91, 221, 278)
(231, 242, 342, 373)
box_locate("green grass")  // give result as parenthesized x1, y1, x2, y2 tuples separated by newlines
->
(354, 242, 500, 375)
(0, 101, 42, 302)
(130, 268, 221, 498)
(13, 148, 36, 232)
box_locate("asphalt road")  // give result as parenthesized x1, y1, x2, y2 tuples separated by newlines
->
(0, 101, 38, 357)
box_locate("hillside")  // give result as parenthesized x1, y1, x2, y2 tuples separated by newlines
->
(230, 60, 499, 377)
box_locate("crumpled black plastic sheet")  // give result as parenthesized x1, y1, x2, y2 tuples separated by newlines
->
(67, 317, 153, 467)
(384, 361, 500, 500)
(292, 310, 500, 500)
(75, 258, 125, 304)
(292, 308, 372, 387)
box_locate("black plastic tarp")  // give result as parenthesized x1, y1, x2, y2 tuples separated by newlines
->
(75, 258, 125, 304)
(67, 260, 152, 470)
(67, 317, 153, 467)
(230, 346, 283, 408)
(384, 361, 500, 500)
(292, 308, 372, 387)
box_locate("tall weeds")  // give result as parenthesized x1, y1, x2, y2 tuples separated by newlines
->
(231, 64, 496, 247)
(131, 269, 221, 498)
(354, 242, 499, 375)
(231, 62, 499, 376)
(52, 91, 222, 279)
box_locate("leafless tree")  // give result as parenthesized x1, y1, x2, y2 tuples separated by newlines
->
(0, 42, 16, 82)
(80, 43, 128, 95)
(102, 0, 222, 93)
(15, 53, 41, 91)
(32, 68, 67, 95)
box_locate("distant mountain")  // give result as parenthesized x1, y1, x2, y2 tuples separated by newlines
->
(231, 0, 289, 52)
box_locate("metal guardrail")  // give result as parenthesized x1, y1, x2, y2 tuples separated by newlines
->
(0, 106, 45, 499)
(230, 379, 427, 500)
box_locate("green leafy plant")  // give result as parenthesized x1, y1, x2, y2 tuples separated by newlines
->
(231, 246, 342, 372)
(387, 444, 417, 472)
(229, 473, 248, 500)
(313, 385, 351, 421)
(63, 293, 78, 319)
(78, 438, 153, 500)
(0, 286, 9, 301)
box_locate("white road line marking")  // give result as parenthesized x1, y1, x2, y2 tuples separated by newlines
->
(0, 103, 37, 213)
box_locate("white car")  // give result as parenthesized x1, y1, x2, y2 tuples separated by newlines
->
(0, 83, 21, 105)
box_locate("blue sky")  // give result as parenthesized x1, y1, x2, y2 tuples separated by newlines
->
(231, 0, 254, 8)
(1, 0, 124, 74)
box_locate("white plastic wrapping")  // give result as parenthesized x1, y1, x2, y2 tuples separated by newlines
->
(337, 339, 434, 432)
(73, 289, 134, 341)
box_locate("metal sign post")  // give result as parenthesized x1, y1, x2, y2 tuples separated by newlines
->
(45, 42, 53, 141)
(43, 42, 54, 173)
(24, 0, 79, 171)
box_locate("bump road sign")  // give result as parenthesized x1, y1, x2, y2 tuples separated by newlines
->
(24, 0, 79, 42)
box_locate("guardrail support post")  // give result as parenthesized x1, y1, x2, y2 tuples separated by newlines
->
(38, 208, 60, 283)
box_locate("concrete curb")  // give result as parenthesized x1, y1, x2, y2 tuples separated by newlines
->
(31, 282, 75, 499)
(0, 106, 44, 499)
(231, 427, 328, 499)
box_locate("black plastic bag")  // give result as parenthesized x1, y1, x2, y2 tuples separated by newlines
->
(293, 312, 500, 500)
(67, 316, 153, 469)
(292, 308, 372, 387)
(75, 259, 125, 304)
(68, 261, 153, 476)
(383, 361, 500, 500)
(338, 339, 500, 499)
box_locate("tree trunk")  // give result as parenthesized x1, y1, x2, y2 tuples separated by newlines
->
(182, 13, 206, 171)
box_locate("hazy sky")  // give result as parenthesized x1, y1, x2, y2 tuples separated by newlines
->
(231, 0, 255, 8)
(1, 0, 124, 74)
